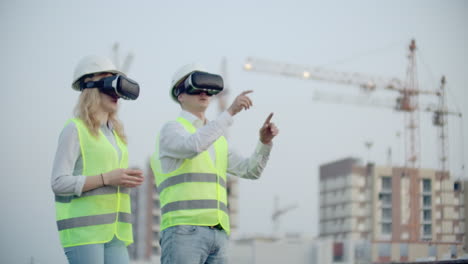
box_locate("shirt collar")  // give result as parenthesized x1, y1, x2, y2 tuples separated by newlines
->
(100, 120, 114, 130)
(180, 110, 206, 128)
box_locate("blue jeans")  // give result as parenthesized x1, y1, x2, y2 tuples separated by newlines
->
(64, 236, 129, 264)
(160, 225, 229, 264)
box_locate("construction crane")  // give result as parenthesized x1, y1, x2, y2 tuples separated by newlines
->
(111, 42, 134, 74)
(243, 39, 457, 171)
(217, 57, 240, 233)
(244, 40, 465, 243)
(217, 57, 230, 115)
(311, 76, 462, 172)
(272, 195, 298, 235)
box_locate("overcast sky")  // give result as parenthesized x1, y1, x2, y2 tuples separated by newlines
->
(1, 0, 467, 263)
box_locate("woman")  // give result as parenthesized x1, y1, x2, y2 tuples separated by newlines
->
(51, 55, 144, 264)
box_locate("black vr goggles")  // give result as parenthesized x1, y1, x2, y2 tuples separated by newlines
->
(80, 74, 140, 100)
(173, 71, 224, 97)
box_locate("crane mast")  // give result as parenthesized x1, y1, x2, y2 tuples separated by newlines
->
(218, 57, 240, 233)
(403, 40, 420, 168)
(434, 76, 449, 173)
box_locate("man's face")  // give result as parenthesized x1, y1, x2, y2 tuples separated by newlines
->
(178, 91, 212, 112)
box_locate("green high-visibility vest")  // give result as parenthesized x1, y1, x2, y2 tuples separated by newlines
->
(151, 117, 230, 234)
(55, 118, 133, 248)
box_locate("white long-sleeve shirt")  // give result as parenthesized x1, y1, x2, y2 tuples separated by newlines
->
(51, 121, 120, 196)
(158, 110, 272, 179)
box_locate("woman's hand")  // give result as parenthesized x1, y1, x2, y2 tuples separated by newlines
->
(103, 168, 144, 188)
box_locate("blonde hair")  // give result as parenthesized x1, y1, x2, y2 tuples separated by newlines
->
(74, 89, 127, 144)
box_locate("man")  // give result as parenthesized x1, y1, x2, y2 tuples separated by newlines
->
(151, 63, 279, 264)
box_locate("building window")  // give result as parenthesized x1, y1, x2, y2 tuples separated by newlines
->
(378, 243, 391, 257)
(382, 223, 392, 235)
(152, 245, 161, 255)
(423, 224, 432, 237)
(382, 208, 392, 220)
(154, 199, 160, 209)
(153, 231, 160, 241)
(428, 245, 437, 257)
(421, 178, 432, 240)
(153, 215, 160, 225)
(354, 241, 369, 262)
(451, 245, 457, 258)
(423, 195, 432, 208)
(382, 177, 392, 191)
(423, 179, 431, 193)
(423, 210, 431, 221)
(380, 193, 392, 206)
(400, 243, 408, 257)
(333, 242, 344, 262)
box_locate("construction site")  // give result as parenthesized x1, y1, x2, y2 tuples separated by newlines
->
(125, 40, 467, 264)
(2, 2, 467, 264)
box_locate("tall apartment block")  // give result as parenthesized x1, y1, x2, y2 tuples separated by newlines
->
(227, 176, 240, 233)
(128, 161, 240, 262)
(319, 158, 465, 262)
(127, 165, 158, 261)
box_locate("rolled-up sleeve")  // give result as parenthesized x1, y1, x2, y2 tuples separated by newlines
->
(227, 141, 272, 180)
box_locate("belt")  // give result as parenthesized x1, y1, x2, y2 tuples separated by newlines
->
(209, 224, 223, 230)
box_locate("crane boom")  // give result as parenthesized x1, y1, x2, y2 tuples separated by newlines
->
(312, 91, 396, 109)
(313, 90, 461, 116)
(244, 57, 437, 96)
(244, 40, 447, 170)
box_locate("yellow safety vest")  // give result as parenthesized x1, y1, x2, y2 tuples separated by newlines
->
(55, 118, 133, 248)
(151, 117, 230, 234)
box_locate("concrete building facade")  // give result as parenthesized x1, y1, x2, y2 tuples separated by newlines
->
(319, 158, 465, 262)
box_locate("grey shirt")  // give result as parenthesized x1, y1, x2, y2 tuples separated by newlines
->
(51, 121, 121, 197)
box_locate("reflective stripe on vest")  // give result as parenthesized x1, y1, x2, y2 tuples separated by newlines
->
(57, 212, 132, 231)
(151, 117, 231, 235)
(161, 200, 229, 215)
(157, 173, 226, 194)
(54, 118, 133, 248)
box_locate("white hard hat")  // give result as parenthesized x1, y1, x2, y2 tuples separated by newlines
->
(72, 55, 126, 91)
(170, 63, 206, 102)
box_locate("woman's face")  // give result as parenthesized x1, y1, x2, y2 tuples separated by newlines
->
(84, 72, 119, 113)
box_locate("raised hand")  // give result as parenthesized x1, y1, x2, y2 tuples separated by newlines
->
(227, 90, 253, 116)
(259, 113, 279, 145)
(103, 168, 144, 188)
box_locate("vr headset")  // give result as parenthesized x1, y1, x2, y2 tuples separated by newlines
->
(80, 74, 140, 100)
(173, 71, 224, 97)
